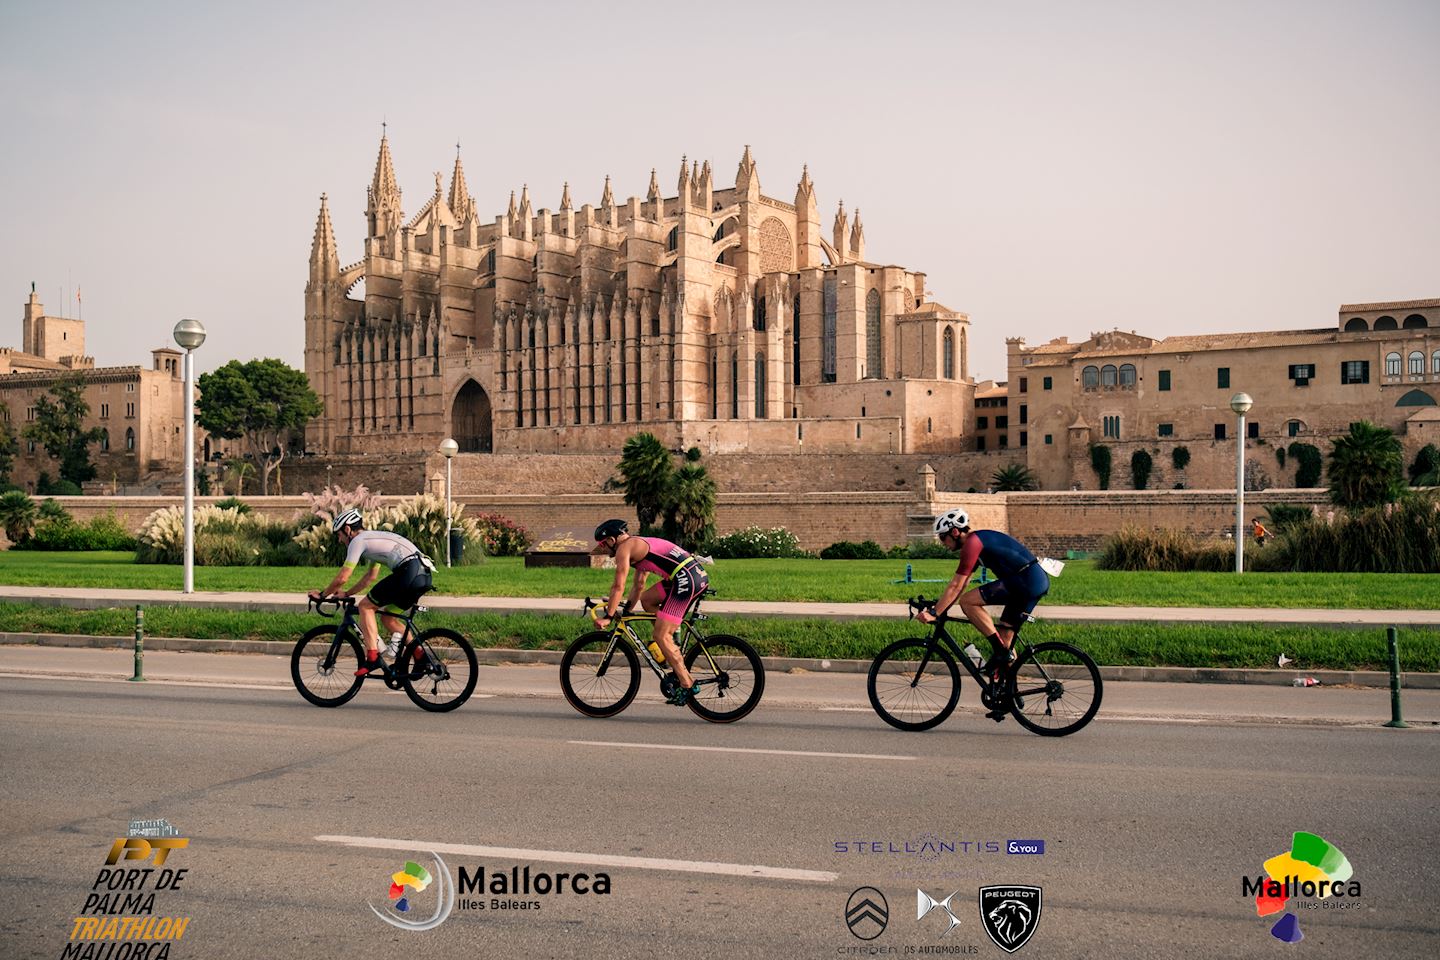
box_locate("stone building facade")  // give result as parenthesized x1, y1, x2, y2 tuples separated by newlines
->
(1006, 299, 1440, 489)
(305, 136, 976, 458)
(4, 289, 195, 490)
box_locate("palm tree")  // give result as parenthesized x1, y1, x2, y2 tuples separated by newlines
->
(610, 432, 674, 531)
(0, 490, 38, 545)
(991, 464, 1038, 491)
(1327, 421, 1404, 509)
(665, 463, 716, 549)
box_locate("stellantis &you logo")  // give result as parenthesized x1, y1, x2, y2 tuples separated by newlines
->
(1243, 832, 1359, 944)
(370, 854, 455, 931)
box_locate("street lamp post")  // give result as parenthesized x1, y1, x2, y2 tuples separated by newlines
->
(1230, 393, 1253, 574)
(173, 319, 207, 593)
(439, 438, 459, 567)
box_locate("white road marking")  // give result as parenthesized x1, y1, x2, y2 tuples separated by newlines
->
(569, 739, 915, 761)
(0, 672, 494, 696)
(315, 834, 838, 883)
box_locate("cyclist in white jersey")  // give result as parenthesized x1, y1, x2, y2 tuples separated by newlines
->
(308, 509, 435, 676)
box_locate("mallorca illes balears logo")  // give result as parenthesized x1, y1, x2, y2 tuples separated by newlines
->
(369, 855, 455, 931)
(62, 820, 192, 959)
(1243, 832, 1360, 944)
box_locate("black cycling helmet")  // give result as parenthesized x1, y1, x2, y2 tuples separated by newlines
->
(594, 518, 629, 541)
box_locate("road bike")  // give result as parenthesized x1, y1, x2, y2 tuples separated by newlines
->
(291, 596, 478, 712)
(866, 596, 1102, 736)
(561, 589, 765, 723)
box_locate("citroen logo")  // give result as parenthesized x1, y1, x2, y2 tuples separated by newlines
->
(846, 886, 889, 940)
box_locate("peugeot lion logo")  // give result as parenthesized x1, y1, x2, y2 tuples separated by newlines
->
(917, 888, 962, 935)
(845, 887, 889, 940)
(369, 853, 456, 931)
(979, 885, 1042, 953)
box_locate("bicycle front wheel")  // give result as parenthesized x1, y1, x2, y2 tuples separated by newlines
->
(1008, 641, 1103, 736)
(559, 631, 641, 717)
(684, 634, 765, 723)
(867, 638, 960, 732)
(400, 628, 479, 712)
(291, 625, 365, 708)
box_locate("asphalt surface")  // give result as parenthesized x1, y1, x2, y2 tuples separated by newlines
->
(1, 650, 1437, 960)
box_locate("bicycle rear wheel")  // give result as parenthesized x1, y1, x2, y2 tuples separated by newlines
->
(684, 635, 764, 723)
(867, 638, 960, 732)
(560, 631, 641, 717)
(1007, 641, 1103, 736)
(399, 628, 479, 712)
(291, 625, 366, 707)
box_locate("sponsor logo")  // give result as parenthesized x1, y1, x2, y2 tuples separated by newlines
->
(1242, 832, 1360, 944)
(835, 834, 1046, 860)
(1005, 840, 1044, 856)
(62, 822, 194, 958)
(916, 888, 962, 935)
(979, 885, 1042, 954)
(370, 853, 455, 931)
(845, 886, 890, 940)
(105, 838, 189, 867)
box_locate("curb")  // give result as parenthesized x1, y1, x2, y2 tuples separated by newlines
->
(3, 632, 1437, 689)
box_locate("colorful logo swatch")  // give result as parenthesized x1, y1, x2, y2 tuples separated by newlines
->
(1248, 832, 1357, 944)
(389, 861, 433, 913)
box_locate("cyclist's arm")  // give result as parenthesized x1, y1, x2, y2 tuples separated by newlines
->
(343, 563, 383, 598)
(603, 544, 634, 618)
(623, 571, 647, 612)
(319, 563, 357, 598)
(935, 536, 984, 615)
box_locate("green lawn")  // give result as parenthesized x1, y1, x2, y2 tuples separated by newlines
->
(1, 602, 1433, 672)
(1, 551, 1438, 610)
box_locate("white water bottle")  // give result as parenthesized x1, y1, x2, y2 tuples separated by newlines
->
(962, 643, 983, 668)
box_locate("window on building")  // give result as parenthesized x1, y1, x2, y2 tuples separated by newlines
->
(792, 294, 802, 386)
(996, 415, 1008, 430)
(976, 416, 988, 430)
(1434, 350, 1440, 375)
(1020, 431, 1027, 447)
(1082, 365, 1099, 390)
(1287, 420, 1303, 437)
(999, 435, 1008, 449)
(1044, 434, 1053, 445)
(99, 430, 109, 452)
(1374, 315, 1398, 330)
(126, 403, 135, 418)
(100, 403, 109, 419)
(1020, 404, 1028, 424)
(822, 276, 837, 383)
(1248, 421, 1259, 439)
(666, 227, 678, 252)
(1119, 364, 1136, 388)
(1217, 367, 1230, 389)
(1214, 423, 1227, 440)
(125, 428, 135, 451)
(864, 289, 881, 376)
(1158, 423, 1174, 437)
(942, 326, 955, 379)
(1102, 415, 1120, 439)
(1043, 376, 1053, 390)
(1386, 352, 1402, 377)
(1409, 351, 1425, 375)
(976, 436, 986, 452)
(1158, 369, 1171, 391)
(1341, 360, 1370, 384)
(755, 294, 767, 333)
(1101, 364, 1118, 387)
(126, 383, 136, 393)
(755, 354, 767, 419)
(1019, 377, 1028, 393)
(1289, 363, 1315, 386)
(731, 354, 740, 419)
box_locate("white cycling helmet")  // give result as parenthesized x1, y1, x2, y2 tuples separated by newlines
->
(332, 508, 363, 533)
(933, 509, 970, 537)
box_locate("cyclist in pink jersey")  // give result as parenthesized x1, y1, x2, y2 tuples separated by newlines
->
(592, 518, 710, 705)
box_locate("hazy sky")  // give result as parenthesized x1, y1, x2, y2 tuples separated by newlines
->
(2, 0, 1436, 380)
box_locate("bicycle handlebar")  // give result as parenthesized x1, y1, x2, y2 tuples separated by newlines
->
(308, 595, 357, 616)
(907, 595, 944, 622)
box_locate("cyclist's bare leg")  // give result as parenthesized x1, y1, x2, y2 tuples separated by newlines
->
(654, 618, 695, 688)
(355, 596, 382, 658)
(958, 588, 1013, 652)
(639, 582, 665, 614)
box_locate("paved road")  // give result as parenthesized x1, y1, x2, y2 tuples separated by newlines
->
(4, 584, 1439, 626)
(1, 651, 1436, 959)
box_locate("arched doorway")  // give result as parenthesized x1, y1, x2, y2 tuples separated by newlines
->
(452, 379, 493, 452)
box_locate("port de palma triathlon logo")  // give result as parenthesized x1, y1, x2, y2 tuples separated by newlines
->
(370, 854, 455, 931)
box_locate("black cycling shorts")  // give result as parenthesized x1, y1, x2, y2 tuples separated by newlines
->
(368, 555, 433, 611)
(977, 564, 1050, 628)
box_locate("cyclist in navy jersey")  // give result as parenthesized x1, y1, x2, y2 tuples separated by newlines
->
(592, 518, 709, 705)
(918, 509, 1049, 684)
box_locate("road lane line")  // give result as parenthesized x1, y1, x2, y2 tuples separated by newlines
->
(315, 834, 838, 883)
(0, 672, 495, 696)
(568, 739, 915, 761)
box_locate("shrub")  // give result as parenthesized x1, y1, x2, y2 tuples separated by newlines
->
(706, 526, 804, 559)
(214, 496, 251, 515)
(300, 484, 382, 532)
(470, 513, 529, 557)
(1409, 443, 1440, 487)
(194, 528, 264, 566)
(1097, 527, 1212, 572)
(991, 464, 1038, 492)
(1288, 442, 1322, 488)
(1274, 446, 1287, 469)
(1130, 450, 1153, 490)
(820, 540, 886, 560)
(14, 513, 137, 551)
(368, 494, 489, 564)
(1262, 503, 1313, 532)
(0, 490, 37, 544)
(907, 540, 955, 559)
(1253, 495, 1439, 574)
(38, 499, 70, 521)
(136, 505, 253, 564)
(1171, 446, 1191, 471)
(1089, 444, 1112, 490)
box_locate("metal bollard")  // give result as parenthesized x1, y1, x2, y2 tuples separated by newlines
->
(1382, 626, 1407, 728)
(129, 605, 146, 682)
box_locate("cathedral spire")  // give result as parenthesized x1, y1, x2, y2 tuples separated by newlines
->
(366, 127, 402, 240)
(309, 193, 339, 279)
(849, 207, 865, 260)
(559, 181, 572, 211)
(832, 200, 849, 263)
(371, 129, 398, 200)
(647, 168, 660, 203)
(735, 144, 759, 195)
(518, 184, 533, 221)
(507, 190, 518, 221)
(449, 144, 474, 223)
(677, 155, 691, 197)
(600, 175, 614, 209)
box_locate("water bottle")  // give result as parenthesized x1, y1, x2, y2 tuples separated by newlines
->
(648, 641, 667, 666)
(962, 643, 984, 668)
(1291, 677, 1320, 687)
